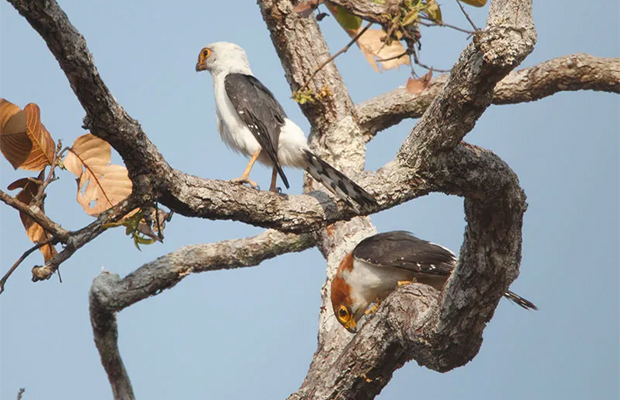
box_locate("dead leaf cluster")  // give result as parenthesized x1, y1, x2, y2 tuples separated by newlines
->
(1, 99, 167, 284)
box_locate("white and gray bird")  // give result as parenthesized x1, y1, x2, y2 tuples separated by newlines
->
(195, 42, 377, 211)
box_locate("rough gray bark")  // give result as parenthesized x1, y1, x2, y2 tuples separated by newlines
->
(358, 54, 620, 139)
(3, 0, 617, 399)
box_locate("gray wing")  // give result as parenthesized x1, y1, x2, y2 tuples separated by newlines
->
(353, 231, 456, 276)
(224, 73, 289, 189)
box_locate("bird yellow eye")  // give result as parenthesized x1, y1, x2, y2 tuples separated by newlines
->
(338, 306, 349, 320)
(202, 48, 211, 58)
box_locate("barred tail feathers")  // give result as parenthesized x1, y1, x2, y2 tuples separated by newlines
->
(303, 150, 377, 212)
(503, 290, 538, 310)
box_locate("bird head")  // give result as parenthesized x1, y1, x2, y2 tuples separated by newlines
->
(331, 252, 363, 333)
(195, 42, 252, 76)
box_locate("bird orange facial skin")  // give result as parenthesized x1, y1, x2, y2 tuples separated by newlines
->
(331, 252, 358, 333)
(330, 231, 537, 333)
(195, 47, 211, 71)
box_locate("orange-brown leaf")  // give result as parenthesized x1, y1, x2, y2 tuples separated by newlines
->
(64, 133, 133, 216)
(21, 103, 56, 171)
(352, 28, 410, 72)
(406, 69, 433, 94)
(7, 171, 57, 261)
(0, 99, 32, 169)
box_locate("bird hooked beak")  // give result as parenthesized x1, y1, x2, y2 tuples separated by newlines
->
(195, 61, 206, 72)
(343, 319, 358, 334)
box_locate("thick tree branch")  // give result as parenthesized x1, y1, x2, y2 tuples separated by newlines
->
(6, 0, 375, 237)
(8, 0, 609, 399)
(358, 54, 620, 138)
(90, 275, 136, 400)
(6, 0, 168, 182)
(90, 230, 315, 312)
(89, 229, 316, 400)
(286, 0, 537, 398)
(324, 0, 399, 26)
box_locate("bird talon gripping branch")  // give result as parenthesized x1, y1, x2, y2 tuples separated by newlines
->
(230, 177, 259, 189)
(196, 42, 377, 212)
(331, 231, 537, 333)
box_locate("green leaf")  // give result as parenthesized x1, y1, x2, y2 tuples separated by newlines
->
(459, 0, 487, 7)
(424, 0, 442, 22)
(402, 10, 419, 26)
(327, 4, 362, 31)
(293, 89, 315, 104)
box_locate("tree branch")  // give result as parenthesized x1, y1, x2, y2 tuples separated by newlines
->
(8, 0, 611, 398)
(285, 0, 537, 397)
(89, 229, 316, 399)
(31, 193, 143, 282)
(0, 189, 69, 241)
(358, 54, 619, 138)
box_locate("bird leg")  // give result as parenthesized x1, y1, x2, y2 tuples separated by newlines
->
(269, 167, 279, 193)
(364, 299, 383, 315)
(231, 149, 261, 189)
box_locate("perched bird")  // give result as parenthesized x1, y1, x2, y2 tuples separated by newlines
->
(331, 231, 537, 333)
(195, 42, 376, 211)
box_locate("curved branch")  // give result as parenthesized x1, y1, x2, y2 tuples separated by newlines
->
(6, 0, 168, 181)
(90, 280, 135, 400)
(91, 229, 315, 312)
(287, 0, 537, 398)
(89, 229, 315, 399)
(358, 54, 620, 138)
(7, 0, 380, 236)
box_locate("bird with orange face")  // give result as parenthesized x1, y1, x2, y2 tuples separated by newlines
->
(331, 231, 537, 333)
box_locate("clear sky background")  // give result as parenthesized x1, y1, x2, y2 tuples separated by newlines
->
(1, 1, 618, 399)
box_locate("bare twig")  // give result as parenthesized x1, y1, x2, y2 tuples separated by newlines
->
(17, 388, 25, 400)
(456, 0, 479, 31)
(33, 140, 63, 205)
(376, 50, 409, 63)
(418, 19, 474, 35)
(31, 192, 143, 283)
(412, 48, 450, 73)
(0, 237, 57, 294)
(0, 190, 70, 241)
(298, 22, 373, 91)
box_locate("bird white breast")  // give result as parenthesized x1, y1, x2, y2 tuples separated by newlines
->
(213, 74, 262, 157)
(346, 259, 414, 313)
(212, 74, 309, 169)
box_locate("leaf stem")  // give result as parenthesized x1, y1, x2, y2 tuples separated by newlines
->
(298, 21, 373, 92)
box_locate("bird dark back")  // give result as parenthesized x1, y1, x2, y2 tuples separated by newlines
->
(353, 231, 456, 276)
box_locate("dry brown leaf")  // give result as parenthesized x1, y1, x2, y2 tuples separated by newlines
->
(22, 103, 56, 171)
(350, 28, 410, 72)
(406, 69, 433, 94)
(64, 133, 133, 216)
(7, 171, 57, 262)
(0, 99, 32, 169)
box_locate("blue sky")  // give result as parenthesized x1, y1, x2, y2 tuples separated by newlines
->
(1, 1, 618, 399)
